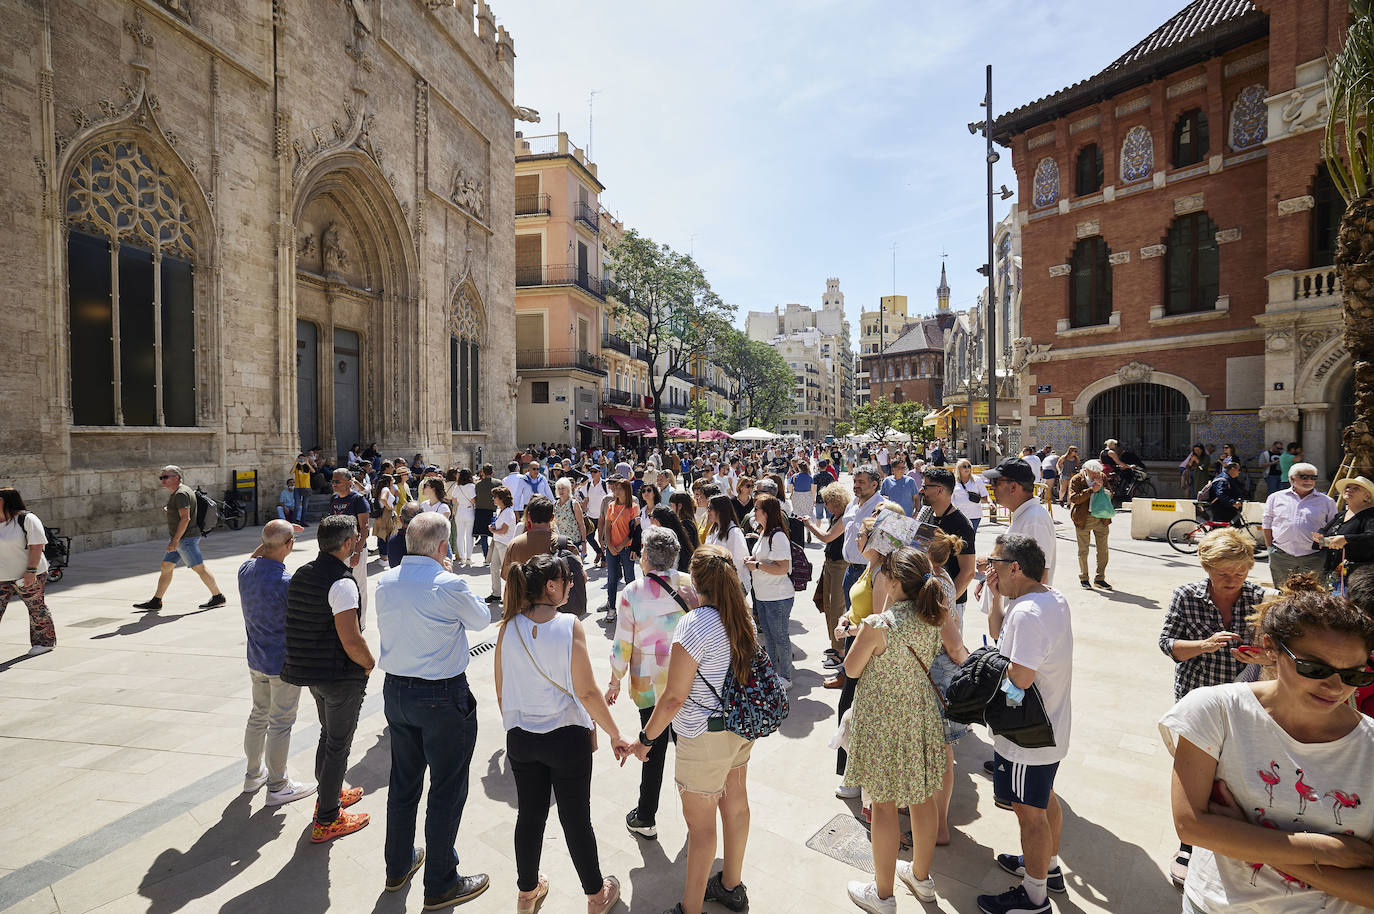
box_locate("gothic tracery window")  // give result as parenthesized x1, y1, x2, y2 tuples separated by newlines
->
(65, 139, 198, 427)
(450, 284, 485, 431)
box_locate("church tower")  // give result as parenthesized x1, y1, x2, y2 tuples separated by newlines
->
(936, 262, 950, 312)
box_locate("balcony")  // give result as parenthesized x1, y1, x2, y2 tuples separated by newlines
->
(515, 263, 605, 301)
(514, 193, 551, 217)
(601, 332, 631, 356)
(603, 388, 643, 408)
(574, 201, 600, 233)
(1266, 265, 1342, 312)
(711, 381, 730, 396)
(516, 348, 607, 375)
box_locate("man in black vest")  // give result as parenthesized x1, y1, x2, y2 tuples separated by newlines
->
(282, 514, 376, 843)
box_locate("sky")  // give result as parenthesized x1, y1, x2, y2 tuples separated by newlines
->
(494, 0, 1196, 338)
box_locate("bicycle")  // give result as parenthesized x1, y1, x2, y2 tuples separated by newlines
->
(1166, 503, 1267, 557)
(1107, 463, 1157, 507)
(216, 488, 247, 531)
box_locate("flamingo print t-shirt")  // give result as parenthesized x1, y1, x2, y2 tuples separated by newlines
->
(1160, 682, 1374, 914)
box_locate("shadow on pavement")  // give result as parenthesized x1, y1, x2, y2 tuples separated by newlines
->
(1056, 795, 1165, 912)
(345, 729, 394, 796)
(90, 607, 213, 640)
(220, 827, 334, 914)
(137, 794, 285, 914)
(1100, 590, 1162, 611)
(479, 748, 518, 808)
(625, 834, 688, 914)
(0, 652, 43, 673)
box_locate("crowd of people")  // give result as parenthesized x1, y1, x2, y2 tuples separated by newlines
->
(2, 430, 1373, 914)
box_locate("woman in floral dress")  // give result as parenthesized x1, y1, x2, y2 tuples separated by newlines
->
(841, 545, 950, 911)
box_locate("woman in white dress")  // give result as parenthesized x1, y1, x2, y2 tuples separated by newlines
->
(703, 494, 751, 597)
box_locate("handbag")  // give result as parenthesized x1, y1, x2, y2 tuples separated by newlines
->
(1089, 487, 1116, 519)
(907, 644, 948, 712)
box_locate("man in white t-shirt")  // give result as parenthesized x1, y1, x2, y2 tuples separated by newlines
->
(979, 533, 1072, 914)
(876, 445, 890, 476)
(978, 459, 1057, 626)
(1020, 446, 1043, 483)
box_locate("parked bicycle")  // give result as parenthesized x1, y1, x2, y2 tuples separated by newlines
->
(217, 489, 247, 530)
(1166, 503, 1267, 557)
(1107, 463, 1157, 506)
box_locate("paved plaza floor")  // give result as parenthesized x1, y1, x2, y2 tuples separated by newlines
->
(0, 495, 1223, 914)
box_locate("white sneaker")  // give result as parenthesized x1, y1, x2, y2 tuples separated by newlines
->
(243, 769, 268, 794)
(897, 860, 937, 902)
(847, 880, 896, 914)
(265, 779, 318, 806)
(27, 645, 53, 656)
(836, 783, 862, 799)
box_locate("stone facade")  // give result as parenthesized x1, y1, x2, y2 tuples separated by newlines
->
(3, 0, 519, 550)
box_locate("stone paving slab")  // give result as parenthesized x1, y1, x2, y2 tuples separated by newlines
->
(0, 499, 1218, 913)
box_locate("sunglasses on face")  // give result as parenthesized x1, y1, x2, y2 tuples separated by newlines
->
(1276, 639, 1374, 687)
(1293, 474, 1318, 481)
(159, 475, 173, 480)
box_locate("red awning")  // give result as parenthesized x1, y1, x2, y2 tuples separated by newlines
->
(612, 415, 656, 435)
(578, 420, 618, 433)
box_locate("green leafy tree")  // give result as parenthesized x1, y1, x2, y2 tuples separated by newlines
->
(1324, 1, 1374, 475)
(684, 398, 727, 432)
(834, 420, 853, 438)
(718, 327, 793, 430)
(847, 397, 899, 439)
(894, 401, 930, 440)
(608, 229, 736, 442)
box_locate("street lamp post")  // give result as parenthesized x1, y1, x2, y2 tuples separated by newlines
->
(970, 64, 1012, 465)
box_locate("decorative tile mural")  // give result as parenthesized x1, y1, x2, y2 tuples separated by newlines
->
(1228, 84, 1268, 151)
(1033, 157, 1060, 208)
(1120, 125, 1153, 183)
(1193, 410, 1264, 465)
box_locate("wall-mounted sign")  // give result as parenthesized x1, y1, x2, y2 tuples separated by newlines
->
(1036, 384, 1052, 394)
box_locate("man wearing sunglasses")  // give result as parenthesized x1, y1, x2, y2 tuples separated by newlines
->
(1262, 462, 1336, 589)
(132, 466, 225, 611)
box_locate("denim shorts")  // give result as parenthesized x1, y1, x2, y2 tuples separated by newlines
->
(163, 536, 205, 568)
(928, 651, 969, 744)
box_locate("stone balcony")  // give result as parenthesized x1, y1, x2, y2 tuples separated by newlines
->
(1265, 265, 1342, 313)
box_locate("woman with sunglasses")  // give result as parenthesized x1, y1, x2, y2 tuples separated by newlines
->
(1314, 477, 1374, 594)
(1161, 576, 1374, 913)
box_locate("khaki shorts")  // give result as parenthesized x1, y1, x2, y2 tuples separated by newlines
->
(674, 729, 753, 797)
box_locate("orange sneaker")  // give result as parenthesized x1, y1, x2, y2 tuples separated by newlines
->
(314, 786, 364, 817)
(311, 810, 370, 843)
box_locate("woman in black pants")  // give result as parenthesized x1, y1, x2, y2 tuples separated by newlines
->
(495, 554, 633, 914)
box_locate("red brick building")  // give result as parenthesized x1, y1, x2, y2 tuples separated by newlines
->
(994, 0, 1350, 478)
(865, 317, 950, 408)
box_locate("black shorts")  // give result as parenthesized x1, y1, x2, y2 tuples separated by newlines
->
(992, 752, 1060, 809)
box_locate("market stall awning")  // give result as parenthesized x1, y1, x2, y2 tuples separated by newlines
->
(612, 415, 656, 436)
(923, 406, 953, 427)
(578, 420, 618, 432)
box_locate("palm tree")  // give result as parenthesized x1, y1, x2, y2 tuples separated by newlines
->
(1324, 0, 1374, 476)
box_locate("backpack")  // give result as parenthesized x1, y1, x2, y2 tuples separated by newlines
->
(14, 512, 66, 565)
(193, 489, 217, 536)
(784, 518, 812, 590)
(697, 647, 789, 740)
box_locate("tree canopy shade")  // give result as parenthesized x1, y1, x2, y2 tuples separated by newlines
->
(845, 397, 929, 441)
(716, 329, 794, 431)
(607, 229, 735, 442)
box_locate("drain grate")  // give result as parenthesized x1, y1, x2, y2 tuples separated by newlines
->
(68, 617, 124, 628)
(805, 813, 873, 873)
(469, 639, 494, 657)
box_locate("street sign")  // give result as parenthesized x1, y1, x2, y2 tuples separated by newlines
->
(234, 470, 257, 489)
(1036, 384, 1052, 394)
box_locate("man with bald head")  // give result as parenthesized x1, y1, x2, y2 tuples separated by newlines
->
(237, 519, 316, 806)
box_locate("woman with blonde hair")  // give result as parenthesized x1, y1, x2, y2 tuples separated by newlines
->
(632, 545, 761, 914)
(553, 476, 587, 559)
(1157, 526, 1267, 887)
(842, 546, 951, 909)
(495, 554, 629, 914)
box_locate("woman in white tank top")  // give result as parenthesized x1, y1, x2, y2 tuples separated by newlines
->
(494, 554, 630, 914)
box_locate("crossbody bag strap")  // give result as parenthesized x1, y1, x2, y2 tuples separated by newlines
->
(647, 573, 691, 614)
(513, 619, 575, 701)
(907, 644, 948, 712)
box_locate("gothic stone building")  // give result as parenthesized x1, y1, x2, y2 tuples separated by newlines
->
(3, 0, 520, 549)
(995, 0, 1351, 479)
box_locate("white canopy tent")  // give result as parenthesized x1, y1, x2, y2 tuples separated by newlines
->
(730, 427, 779, 441)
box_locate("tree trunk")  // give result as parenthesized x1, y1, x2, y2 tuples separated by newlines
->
(1338, 192, 1374, 478)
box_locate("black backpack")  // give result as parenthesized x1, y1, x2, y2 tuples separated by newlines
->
(193, 488, 218, 536)
(14, 512, 66, 564)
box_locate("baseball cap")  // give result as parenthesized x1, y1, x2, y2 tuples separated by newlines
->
(982, 458, 1035, 485)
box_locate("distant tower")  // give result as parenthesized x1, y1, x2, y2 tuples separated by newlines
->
(936, 262, 950, 312)
(823, 277, 844, 311)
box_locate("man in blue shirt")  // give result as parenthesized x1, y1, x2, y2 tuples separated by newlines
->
(880, 455, 919, 517)
(238, 519, 316, 806)
(1200, 459, 1248, 524)
(374, 512, 492, 906)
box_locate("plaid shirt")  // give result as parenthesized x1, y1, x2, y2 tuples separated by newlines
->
(1158, 579, 1266, 700)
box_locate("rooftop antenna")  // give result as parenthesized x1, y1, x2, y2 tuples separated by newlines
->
(891, 242, 898, 297)
(588, 90, 599, 159)
(689, 233, 699, 257)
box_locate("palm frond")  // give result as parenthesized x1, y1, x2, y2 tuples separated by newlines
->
(1325, 5, 1374, 203)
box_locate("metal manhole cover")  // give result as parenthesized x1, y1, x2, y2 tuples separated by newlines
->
(805, 813, 873, 872)
(68, 617, 124, 628)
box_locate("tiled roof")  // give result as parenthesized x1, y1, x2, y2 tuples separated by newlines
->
(993, 0, 1266, 143)
(870, 318, 945, 357)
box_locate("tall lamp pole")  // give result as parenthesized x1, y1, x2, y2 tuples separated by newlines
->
(971, 65, 1012, 464)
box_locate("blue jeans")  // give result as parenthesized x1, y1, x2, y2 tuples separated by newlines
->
(383, 673, 479, 897)
(814, 501, 828, 520)
(755, 595, 795, 681)
(293, 488, 311, 524)
(605, 548, 635, 607)
(842, 562, 865, 612)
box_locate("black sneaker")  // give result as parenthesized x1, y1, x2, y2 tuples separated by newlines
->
(996, 853, 1066, 893)
(705, 871, 748, 912)
(1094, 578, 1113, 591)
(422, 873, 489, 910)
(1079, 579, 1092, 589)
(199, 594, 227, 609)
(132, 597, 162, 610)
(626, 808, 657, 839)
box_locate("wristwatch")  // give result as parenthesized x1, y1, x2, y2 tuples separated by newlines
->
(638, 729, 652, 746)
